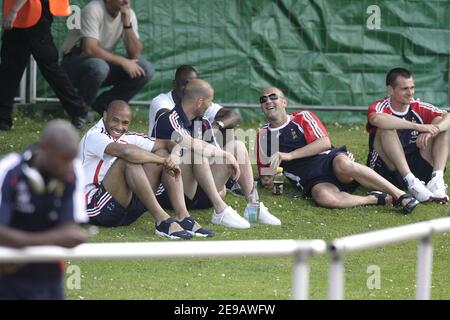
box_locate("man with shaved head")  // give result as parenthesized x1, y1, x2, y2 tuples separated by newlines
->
(79, 100, 212, 239)
(256, 87, 420, 214)
(0, 120, 88, 299)
(152, 79, 281, 229)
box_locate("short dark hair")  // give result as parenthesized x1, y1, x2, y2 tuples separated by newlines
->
(175, 65, 198, 81)
(386, 68, 412, 87)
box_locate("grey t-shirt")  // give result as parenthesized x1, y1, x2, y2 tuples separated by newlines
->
(61, 0, 139, 55)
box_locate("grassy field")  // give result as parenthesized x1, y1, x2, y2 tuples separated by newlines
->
(1, 107, 449, 300)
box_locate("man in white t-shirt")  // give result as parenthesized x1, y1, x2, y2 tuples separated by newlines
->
(79, 100, 214, 239)
(61, 0, 153, 115)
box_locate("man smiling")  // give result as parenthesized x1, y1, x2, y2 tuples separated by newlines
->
(79, 100, 213, 239)
(366, 67, 450, 203)
(256, 86, 419, 214)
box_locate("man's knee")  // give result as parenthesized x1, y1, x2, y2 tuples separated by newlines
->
(377, 128, 397, 140)
(312, 187, 339, 208)
(153, 148, 169, 157)
(333, 155, 356, 177)
(85, 58, 110, 84)
(137, 58, 154, 82)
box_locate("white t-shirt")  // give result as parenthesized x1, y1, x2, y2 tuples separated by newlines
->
(148, 91, 175, 135)
(79, 119, 154, 204)
(61, 0, 139, 55)
(148, 90, 223, 135)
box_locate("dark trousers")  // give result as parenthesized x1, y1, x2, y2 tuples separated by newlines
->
(0, 2, 87, 127)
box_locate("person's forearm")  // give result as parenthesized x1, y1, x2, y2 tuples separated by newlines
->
(179, 136, 228, 159)
(369, 113, 417, 130)
(106, 143, 165, 165)
(123, 29, 143, 59)
(434, 112, 450, 133)
(0, 226, 58, 248)
(83, 40, 126, 67)
(215, 111, 240, 129)
(288, 136, 331, 160)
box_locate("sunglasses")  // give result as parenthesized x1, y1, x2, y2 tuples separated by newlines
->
(259, 93, 282, 104)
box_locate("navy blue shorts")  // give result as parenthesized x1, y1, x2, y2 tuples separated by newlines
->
(157, 186, 212, 210)
(0, 277, 64, 300)
(283, 146, 359, 197)
(369, 148, 433, 190)
(87, 183, 147, 227)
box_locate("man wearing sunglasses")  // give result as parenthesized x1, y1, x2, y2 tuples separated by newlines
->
(256, 87, 419, 214)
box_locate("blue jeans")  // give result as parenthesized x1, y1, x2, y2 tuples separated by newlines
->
(61, 54, 154, 112)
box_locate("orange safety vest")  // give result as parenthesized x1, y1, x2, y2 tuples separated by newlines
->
(3, 0, 71, 29)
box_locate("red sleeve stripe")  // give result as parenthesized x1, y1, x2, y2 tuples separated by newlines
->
(93, 160, 103, 187)
(125, 132, 152, 140)
(417, 101, 444, 114)
(302, 111, 325, 138)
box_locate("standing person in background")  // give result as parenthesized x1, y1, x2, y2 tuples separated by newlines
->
(0, 120, 88, 300)
(0, 0, 90, 130)
(61, 0, 154, 115)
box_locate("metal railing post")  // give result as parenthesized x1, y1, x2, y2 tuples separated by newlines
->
(29, 56, 37, 104)
(292, 251, 310, 300)
(19, 70, 27, 104)
(328, 250, 345, 300)
(416, 236, 433, 300)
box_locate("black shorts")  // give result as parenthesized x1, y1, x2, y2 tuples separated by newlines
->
(369, 148, 433, 190)
(284, 146, 359, 197)
(157, 186, 212, 210)
(87, 183, 147, 227)
(0, 277, 64, 300)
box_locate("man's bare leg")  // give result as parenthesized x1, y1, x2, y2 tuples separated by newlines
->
(102, 159, 184, 233)
(311, 183, 378, 208)
(373, 128, 411, 176)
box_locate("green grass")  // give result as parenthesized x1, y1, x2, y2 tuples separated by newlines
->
(1, 107, 449, 300)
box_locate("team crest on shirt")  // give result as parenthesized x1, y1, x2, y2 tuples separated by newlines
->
(15, 181, 35, 213)
(290, 128, 298, 140)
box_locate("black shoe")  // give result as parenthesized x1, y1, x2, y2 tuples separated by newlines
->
(0, 122, 11, 131)
(394, 193, 419, 215)
(155, 217, 193, 240)
(71, 115, 88, 130)
(177, 216, 215, 238)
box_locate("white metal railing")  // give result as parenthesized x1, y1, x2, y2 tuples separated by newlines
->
(0, 239, 326, 300)
(328, 217, 450, 300)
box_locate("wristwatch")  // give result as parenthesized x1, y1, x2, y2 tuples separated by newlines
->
(123, 23, 132, 29)
(215, 121, 225, 129)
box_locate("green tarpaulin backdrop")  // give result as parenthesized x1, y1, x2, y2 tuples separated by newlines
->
(5, 0, 449, 122)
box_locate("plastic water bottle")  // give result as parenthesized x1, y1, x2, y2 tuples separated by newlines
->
(272, 167, 284, 195)
(244, 181, 260, 224)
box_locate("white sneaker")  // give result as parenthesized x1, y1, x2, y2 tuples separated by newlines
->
(258, 202, 281, 225)
(408, 178, 434, 202)
(426, 176, 448, 202)
(211, 206, 250, 229)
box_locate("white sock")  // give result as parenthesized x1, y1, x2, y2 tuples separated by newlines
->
(432, 170, 444, 179)
(403, 173, 416, 187)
